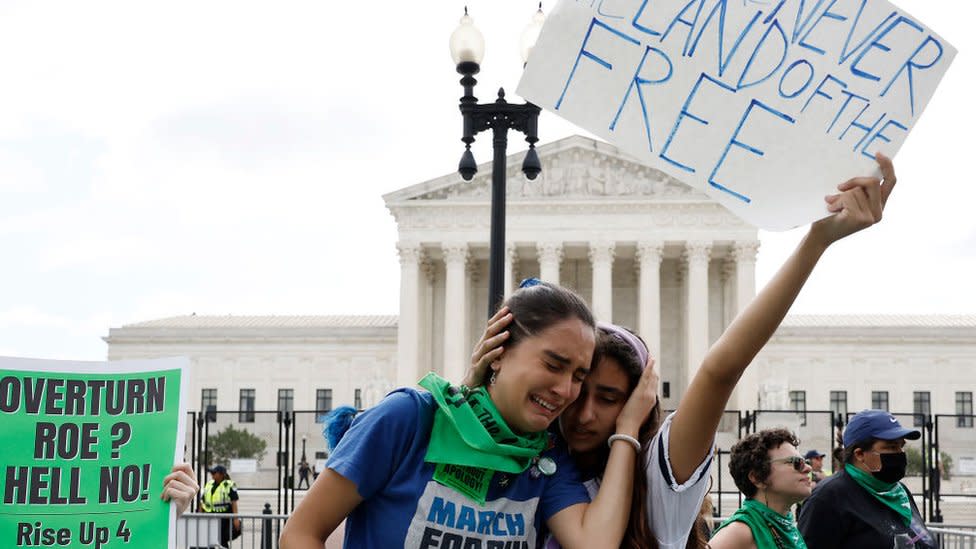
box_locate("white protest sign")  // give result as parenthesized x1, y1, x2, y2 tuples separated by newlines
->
(517, 0, 955, 229)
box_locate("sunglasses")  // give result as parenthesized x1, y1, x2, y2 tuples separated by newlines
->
(770, 456, 810, 472)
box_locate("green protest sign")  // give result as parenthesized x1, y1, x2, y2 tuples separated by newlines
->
(0, 357, 188, 549)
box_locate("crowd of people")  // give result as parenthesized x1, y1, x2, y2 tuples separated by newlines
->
(265, 156, 937, 548)
(155, 154, 935, 547)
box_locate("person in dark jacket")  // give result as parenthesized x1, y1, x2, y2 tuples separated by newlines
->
(798, 410, 936, 548)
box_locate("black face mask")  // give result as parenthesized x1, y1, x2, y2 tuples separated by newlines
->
(871, 452, 908, 483)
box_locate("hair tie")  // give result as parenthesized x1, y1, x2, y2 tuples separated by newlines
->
(519, 277, 543, 288)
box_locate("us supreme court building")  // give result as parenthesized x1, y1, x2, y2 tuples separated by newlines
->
(105, 135, 976, 479)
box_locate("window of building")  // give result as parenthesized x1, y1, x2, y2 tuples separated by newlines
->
(315, 389, 333, 423)
(871, 391, 889, 412)
(201, 388, 217, 422)
(913, 391, 931, 427)
(789, 390, 807, 426)
(278, 389, 294, 414)
(239, 389, 255, 423)
(354, 389, 362, 410)
(957, 392, 974, 428)
(830, 391, 847, 420)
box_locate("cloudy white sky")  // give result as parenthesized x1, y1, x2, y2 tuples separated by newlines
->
(0, 1, 972, 361)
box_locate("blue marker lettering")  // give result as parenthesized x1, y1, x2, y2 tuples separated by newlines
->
(859, 119, 907, 159)
(610, 46, 674, 152)
(632, 0, 662, 37)
(685, 0, 727, 58)
(790, 0, 829, 44)
(827, 89, 870, 133)
(736, 16, 788, 90)
(849, 16, 923, 82)
(797, 0, 846, 56)
(598, 0, 626, 19)
(763, 0, 787, 26)
(801, 73, 847, 113)
(838, 104, 886, 151)
(838, 6, 895, 65)
(880, 36, 943, 116)
(709, 99, 796, 203)
(686, 0, 763, 77)
(778, 59, 816, 99)
(556, 18, 641, 110)
(660, 0, 706, 55)
(660, 72, 736, 173)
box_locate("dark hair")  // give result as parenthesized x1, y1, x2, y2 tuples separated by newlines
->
(592, 328, 664, 549)
(842, 438, 876, 465)
(501, 281, 596, 351)
(728, 428, 800, 498)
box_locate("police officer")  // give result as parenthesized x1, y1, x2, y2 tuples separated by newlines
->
(804, 449, 830, 486)
(200, 465, 240, 547)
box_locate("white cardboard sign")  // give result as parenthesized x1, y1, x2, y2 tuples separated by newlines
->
(517, 0, 956, 229)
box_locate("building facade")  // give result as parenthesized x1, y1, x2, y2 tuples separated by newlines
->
(104, 135, 976, 476)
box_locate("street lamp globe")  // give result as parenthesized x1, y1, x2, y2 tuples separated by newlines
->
(449, 9, 485, 68)
(449, 6, 542, 316)
(519, 4, 546, 64)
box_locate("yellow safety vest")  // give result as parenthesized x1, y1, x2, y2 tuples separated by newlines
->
(200, 479, 235, 513)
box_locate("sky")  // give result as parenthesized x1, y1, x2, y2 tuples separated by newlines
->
(0, 0, 972, 361)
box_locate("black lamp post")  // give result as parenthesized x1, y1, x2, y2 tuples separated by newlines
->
(450, 6, 545, 316)
(301, 434, 307, 462)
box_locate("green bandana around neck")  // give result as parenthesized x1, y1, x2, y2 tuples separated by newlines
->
(716, 499, 806, 549)
(845, 463, 913, 526)
(418, 373, 549, 504)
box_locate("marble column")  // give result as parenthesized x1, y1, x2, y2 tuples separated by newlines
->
(504, 243, 518, 299)
(722, 258, 736, 328)
(589, 241, 615, 322)
(636, 240, 664, 360)
(537, 242, 563, 285)
(442, 243, 469, 383)
(733, 241, 760, 314)
(732, 240, 761, 411)
(396, 242, 423, 388)
(684, 241, 711, 382)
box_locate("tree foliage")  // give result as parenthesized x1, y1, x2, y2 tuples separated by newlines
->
(207, 425, 268, 467)
(905, 446, 953, 480)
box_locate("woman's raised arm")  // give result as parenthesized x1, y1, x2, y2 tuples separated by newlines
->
(667, 154, 897, 484)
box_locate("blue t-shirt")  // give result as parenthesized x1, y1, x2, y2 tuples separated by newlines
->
(328, 388, 590, 548)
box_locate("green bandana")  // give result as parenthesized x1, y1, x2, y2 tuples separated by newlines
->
(715, 499, 806, 549)
(845, 463, 913, 526)
(418, 373, 549, 505)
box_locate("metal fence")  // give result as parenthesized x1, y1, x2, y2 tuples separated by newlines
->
(177, 507, 285, 549)
(186, 409, 335, 515)
(186, 408, 976, 525)
(930, 525, 976, 548)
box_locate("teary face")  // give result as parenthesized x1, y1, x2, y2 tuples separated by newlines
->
(488, 318, 595, 434)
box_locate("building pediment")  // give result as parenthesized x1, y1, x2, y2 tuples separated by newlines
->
(383, 135, 709, 205)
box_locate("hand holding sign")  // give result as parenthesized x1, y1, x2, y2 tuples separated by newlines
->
(0, 357, 188, 549)
(161, 463, 200, 518)
(811, 151, 896, 245)
(517, 0, 953, 229)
